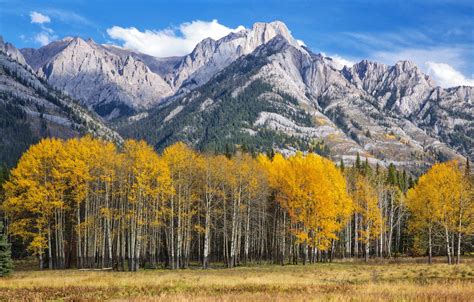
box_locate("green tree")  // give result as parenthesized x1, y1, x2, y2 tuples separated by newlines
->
(0, 221, 13, 276)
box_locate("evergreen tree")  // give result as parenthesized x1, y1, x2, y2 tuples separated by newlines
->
(266, 148, 275, 160)
(465, 158, 471, 177)
(363, 158, 371, 176)
(400, 170, 408, 192)
(339, 158, 345, 172)
(387, 163, 397, 185)
(408, 176, 415, 189)
(355, 153, 361, 172)
(0, 221, 13, 276)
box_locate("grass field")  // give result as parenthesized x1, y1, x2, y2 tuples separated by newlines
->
(1, 258, 473, 301)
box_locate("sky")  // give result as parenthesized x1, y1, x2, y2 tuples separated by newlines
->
(0, 0, 473, 87)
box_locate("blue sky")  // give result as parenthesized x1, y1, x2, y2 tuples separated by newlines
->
(0, 0, 473, 87)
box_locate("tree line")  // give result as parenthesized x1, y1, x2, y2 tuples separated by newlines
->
(1, 137, 472, 271)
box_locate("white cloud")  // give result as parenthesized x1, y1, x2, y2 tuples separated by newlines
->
(371, 47, 473, 88)
(331, 55, 356, 70)
(29, 11, 56, 46)
(321, 52, 356, 70)
(42, 8, 94, 27)
(107, 19, 245, 57)
(425, 62, 474, 88)
(34, 32, 57, 46)
(34, 33, 52, 45)
(30, 11, 50, 24)
(296, 39, 306, 47)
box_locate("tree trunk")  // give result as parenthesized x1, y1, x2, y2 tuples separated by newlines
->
(48, 226, 53, 269)
(456, 232, 461, 265)
(445, 226, 451, 265)
(428, 226, 432, 265)
(281, 211, 286, 266)
(354, 213, 358, 258)
(244, 204, 250, 265)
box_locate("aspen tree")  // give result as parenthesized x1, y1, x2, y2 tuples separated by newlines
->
(352, 175, 382, 262)
(407, 161, 472, 264)
(3, 138, 65, 269)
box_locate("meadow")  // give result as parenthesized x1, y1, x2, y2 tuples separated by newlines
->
(0, 258, 473, 301)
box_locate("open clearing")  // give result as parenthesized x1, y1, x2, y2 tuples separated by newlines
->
(1, 259, 473, 301)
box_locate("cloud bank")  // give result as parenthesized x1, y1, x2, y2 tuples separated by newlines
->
(425, 62, 474, 87)
(34, 33, 52, 45)
(107, 19, 245, 57)
(372, 47, 473, 88)
(30, 11, 50, 24)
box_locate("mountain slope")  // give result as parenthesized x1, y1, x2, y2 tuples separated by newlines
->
(0, 41, 121, 167)
(21, 37, 173, 120)
(342, 60, 473, 157)
(120, 35, 470, 170)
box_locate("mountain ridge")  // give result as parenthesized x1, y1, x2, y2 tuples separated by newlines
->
(119, 34, 471, 170)
(2, 20, 471, 170)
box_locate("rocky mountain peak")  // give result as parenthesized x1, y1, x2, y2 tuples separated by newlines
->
(61, 36, 75, 42)
(2, 20, 473, 168)
(250, 21, 298, 47)
(394, 60, 417, 72)
(171, 21, 304, 92)
(0, 35, 28, 66)
(21, 34, 173, 120)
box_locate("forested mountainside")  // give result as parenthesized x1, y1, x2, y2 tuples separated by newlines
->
(120, 35, 471, 172)
(0, 40, 121, 167)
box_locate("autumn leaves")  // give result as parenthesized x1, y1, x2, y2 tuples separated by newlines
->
(1, 137, 472, 270)
(406, 161, 473, 264)
(260, 153, 352, 263)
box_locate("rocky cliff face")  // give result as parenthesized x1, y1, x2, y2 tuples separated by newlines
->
(342, 60, 436, 116)
(0, 36, 28, 66)
(21, 37, 173, 120)
(168, 21, 305, 92)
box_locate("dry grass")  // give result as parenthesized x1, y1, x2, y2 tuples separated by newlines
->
(1, 258, 473, 301)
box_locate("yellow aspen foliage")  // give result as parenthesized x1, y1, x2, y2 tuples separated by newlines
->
(352, 175, 382, 246)
(3, 138, 65, 258)
(260, 152, 352, 251)
(162, 142, 204, 269)
(406, 161, 473, 263)
(5, 136, 469, 269)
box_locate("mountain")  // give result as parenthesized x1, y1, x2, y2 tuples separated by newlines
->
(8, 21, 473, 170)
(119, 32, 472, 171)
(19, 22, 304, 120)
(169, 21, 304, 92)
(21, 37, 173, 120)
(0, 38, 121, 167)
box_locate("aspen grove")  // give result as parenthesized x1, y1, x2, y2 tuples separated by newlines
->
(1, 137, 473, 271)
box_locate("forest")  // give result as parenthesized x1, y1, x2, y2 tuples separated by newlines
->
(0, 136, 472, 272)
